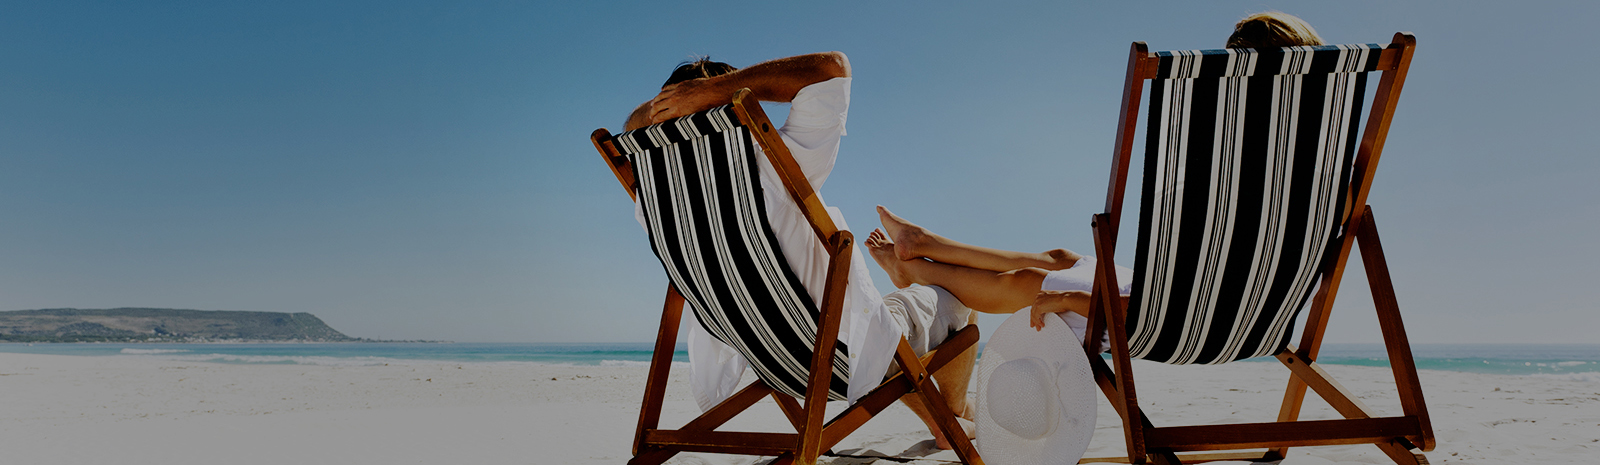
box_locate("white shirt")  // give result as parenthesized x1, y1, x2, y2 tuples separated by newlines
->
(633, 77, 902, 409)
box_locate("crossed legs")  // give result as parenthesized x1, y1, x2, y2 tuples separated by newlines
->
(878, 205, 1081, 273)
(868, 206, 1082, 314)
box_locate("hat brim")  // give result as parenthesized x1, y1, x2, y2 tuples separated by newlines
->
(976, 311, 1098, 465)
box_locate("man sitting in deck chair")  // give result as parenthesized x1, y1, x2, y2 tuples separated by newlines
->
(622, 51, 980, 449)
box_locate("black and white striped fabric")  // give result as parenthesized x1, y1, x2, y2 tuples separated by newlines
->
(1126, 45, 1383, 365)
(613, 104, 851, 400)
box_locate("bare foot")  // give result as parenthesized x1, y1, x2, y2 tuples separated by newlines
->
(865, 229, 913, 288)
(877, 205, 932, 261)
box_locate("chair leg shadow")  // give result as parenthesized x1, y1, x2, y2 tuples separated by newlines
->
(816, 440, 957, 464)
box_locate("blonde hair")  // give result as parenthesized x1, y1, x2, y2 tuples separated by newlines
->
(1227, 12, 1325, 48)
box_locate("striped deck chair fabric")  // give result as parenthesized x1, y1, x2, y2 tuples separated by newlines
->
(1126, 44, 1385, 365)
(612, 104, 851, 400)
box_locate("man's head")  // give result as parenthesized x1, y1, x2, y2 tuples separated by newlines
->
(626, 57, 739, 130)
(1227, 12, 1325, 48)
(663, 57, 737, 89)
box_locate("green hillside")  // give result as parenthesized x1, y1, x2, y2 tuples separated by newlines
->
(0, 308, 357, 343)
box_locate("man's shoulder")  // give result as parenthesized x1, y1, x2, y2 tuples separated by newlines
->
(796, 77, 850, 102)
(784, 77, 850, 133)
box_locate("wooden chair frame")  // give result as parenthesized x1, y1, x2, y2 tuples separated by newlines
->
(1079, 33, 1435, 465)
(592, 89, 985, 465)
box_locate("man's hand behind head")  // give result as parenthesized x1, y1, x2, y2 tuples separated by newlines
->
(649, 77, 727, 124)
(641, 52, 851, 126)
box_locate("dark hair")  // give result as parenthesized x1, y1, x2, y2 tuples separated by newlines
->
(1227, 12, 1325, 48)
(663, 57, 736, 89)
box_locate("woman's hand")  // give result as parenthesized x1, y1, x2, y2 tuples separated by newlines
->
(1029, 290, 1091, 331)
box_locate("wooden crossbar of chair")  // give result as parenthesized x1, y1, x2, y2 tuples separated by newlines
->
(592, 89, 984, 465)
(1079, 33, 1433, 465)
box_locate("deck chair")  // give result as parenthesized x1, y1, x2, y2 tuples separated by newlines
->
(1080, 33, 1433, 464)
(591, 89, 984, 465)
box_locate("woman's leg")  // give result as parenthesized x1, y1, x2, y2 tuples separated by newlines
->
(867, 231, 1048, 314)
(877, 206, 1081, 273)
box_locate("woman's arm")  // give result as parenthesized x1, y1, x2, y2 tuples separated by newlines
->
(647, 52, 851, 123)
(1029, 291, 1092, 330)
(1028, 290, 1130, 330)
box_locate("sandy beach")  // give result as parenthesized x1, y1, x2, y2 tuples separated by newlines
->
(2, 352, 1595, 464)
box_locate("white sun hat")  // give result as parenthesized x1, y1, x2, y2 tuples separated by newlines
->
(976, 310, 1098, 465)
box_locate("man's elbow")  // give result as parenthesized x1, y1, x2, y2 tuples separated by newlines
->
(624, 102, 652, 131)
(818, 51, 851, 78)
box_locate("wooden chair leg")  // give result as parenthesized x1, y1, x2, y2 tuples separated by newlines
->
(894, 340, 984, 464)
(1375, 439, 1425, 465)
(1266, 207, 1430, 464)
(1107, 324, 1146, 463)
(1277, 350, 1430, 462)
(798, 232, 854, 465)
(1093, 214, 1147, 463)
(631, 380, 776, 465)
(820, 370, 918, 451)
(1277, 352, 1377, 420)
(1106, 345, 1147, 464)
(633, 285, 685, 456)
(1269, 377, 1311, 459)
(681, 381, 778, 431)
(772, 391, 806, 433)
(1356, 206, 1434, 452)
(817, 327, 978, 454)
(1269, 209, 1365, 458)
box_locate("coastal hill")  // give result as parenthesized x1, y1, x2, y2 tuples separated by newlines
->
(0, 308, 358, 343)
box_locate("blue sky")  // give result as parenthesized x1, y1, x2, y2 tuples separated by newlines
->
(2, 1, 1596, 344)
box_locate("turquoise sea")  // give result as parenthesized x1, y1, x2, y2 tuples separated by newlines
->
(1242, 343, 1600, 383)
(1, 342, 1596, 382)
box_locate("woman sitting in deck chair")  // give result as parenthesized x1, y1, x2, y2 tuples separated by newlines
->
(865, 12, 1327, 341)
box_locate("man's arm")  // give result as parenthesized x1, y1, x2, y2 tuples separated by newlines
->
(624, 102, 652, 131)
(648, 52, 850, 124)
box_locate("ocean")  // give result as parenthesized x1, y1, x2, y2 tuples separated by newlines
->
(1, 342, 1596, 382)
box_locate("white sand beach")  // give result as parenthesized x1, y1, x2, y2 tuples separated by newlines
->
(2, 352, 1595, 464)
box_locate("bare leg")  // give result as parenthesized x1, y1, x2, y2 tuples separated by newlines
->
(900, 312, 980, 449)
(878, 206, 1081, 273)
(877, 252, 1050, 314)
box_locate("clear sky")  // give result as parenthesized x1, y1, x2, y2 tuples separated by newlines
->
(2, 1, 1596, 344)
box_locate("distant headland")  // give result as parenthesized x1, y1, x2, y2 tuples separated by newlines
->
(0, 308, 431, 343)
